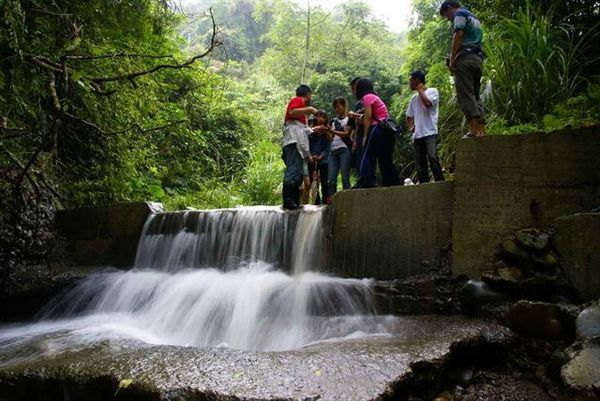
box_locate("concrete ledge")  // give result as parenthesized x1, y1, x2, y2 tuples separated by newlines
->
(555, 213, 600, 302)
(56, 202, 162, 267)
(325, 182, 453, 280)
(453, 126, 600, 278)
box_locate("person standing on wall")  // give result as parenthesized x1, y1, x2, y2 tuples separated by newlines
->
(354, 78, 400, 188)
(406, 71, 445, 183)
(327, 97, 352, 201)
(281, 84, 320, 210)
(347, 77, 363, 180)
(440, 0, 486, 138)
(307, 110, 331, 205)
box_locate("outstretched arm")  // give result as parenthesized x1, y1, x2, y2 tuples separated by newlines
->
(288, 106, 318, 118)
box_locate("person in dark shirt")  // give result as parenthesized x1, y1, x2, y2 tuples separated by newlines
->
(347, 77, 364, 178)
(307, 110, 331, 205)
(440, 0, 486, 138)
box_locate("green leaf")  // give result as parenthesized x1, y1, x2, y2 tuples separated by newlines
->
(148, 184, 165, 199)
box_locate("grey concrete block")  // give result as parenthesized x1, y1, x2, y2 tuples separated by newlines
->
(555, 213, 600, 302)
(325, 181, 454, 280)
(453, 126, 600, 278)
(56, 202, 161, 267)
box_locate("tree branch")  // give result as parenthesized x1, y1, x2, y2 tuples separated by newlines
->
(63, 112, 186, 136)
(88, 8, 221, 84)
(64, 52, 176, 61)
(48, 72, 62, 112)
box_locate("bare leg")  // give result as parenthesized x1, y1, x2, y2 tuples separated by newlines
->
(302, 177, 310, 204)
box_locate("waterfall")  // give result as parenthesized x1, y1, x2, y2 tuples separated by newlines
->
(0, 206, 387, 357)
(133, 205, 324, 274)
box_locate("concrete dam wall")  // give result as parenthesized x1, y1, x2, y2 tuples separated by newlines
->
(55, 126, 600, 298)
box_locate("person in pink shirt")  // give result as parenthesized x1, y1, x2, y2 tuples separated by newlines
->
(354, 78, 400, 188)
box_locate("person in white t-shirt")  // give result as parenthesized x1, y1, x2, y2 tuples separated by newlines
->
(327, 97, 352, 201)
(406, 71, 445, 183)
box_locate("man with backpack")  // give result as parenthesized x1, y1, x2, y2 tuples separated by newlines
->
(440, 0, 486, 138)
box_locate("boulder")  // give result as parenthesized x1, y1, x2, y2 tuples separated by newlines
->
(561, 337, 600, 399)
(460, 280, 509, 313)
(515, 228, 551, 251)
(576, 303, 600, 340)
(504, 301, 576, 341)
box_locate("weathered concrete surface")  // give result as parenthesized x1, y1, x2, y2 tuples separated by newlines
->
(555, 213, 600, 302)
(55, 202, 162, 267)
(0, 265, 92, 322)
(453, 126, 600, 278)
(326, 182, 453, 280)
(0, 316, 509, 401)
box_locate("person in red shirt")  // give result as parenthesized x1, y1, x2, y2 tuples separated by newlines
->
(281, 85, 319, 209)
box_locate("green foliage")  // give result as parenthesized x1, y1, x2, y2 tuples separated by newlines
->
(542, 84, 600, 131)
(487, 2, 600, 124)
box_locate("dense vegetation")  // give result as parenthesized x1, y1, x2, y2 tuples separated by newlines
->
(1, 0, 599, 273)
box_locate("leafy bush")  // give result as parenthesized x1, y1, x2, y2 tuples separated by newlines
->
(488, 2, 600, 124)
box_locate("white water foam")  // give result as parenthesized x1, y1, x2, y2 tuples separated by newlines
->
(0, 206, 391, 362)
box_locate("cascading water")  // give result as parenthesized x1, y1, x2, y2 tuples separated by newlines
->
(0, 206, 394, 364)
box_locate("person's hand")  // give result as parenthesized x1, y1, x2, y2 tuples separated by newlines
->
(352, 142, 357, 151)
(416, 83, 425, 92)
(307, 106, 318, 115)
(312, 125, 327, 134)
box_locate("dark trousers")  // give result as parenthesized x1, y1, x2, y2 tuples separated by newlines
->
(357, 125, 400, 188)
(413, 135, 444, 183)
(308, 161, 328, 204)
(454, 53, 485, 123)
(282, 144, 303, 188)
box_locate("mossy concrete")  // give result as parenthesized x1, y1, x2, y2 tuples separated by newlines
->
(325, 182, 454, 280)
(55, 202, 163, 267)
(452, 126, 600, 278)
(555, 213, 600, 302)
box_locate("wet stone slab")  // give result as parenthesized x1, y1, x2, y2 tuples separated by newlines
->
(0, 316, 510, 401)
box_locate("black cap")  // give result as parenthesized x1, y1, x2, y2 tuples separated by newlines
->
(439, 0, 460, 15)
(410, 70, 426, 84)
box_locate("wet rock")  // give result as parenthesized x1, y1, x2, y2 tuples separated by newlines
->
(373, 275, 463, 315)
(504, 301, 576, 341)
(576, 303, 600, 340)
(0, 265, 91, 321)
(433, 390, 453, 401)
(0, 316, 511, 401)
(496, 265, 524, 282)
(515, 228, 551, 251)
(456, 371, 556, 401)
(499, 237, 532, 262)
(445, 367, 474, 387)
(561, 337, 600, 399)
(548, 349, 570, 379)
(460, 280, 509, 313)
